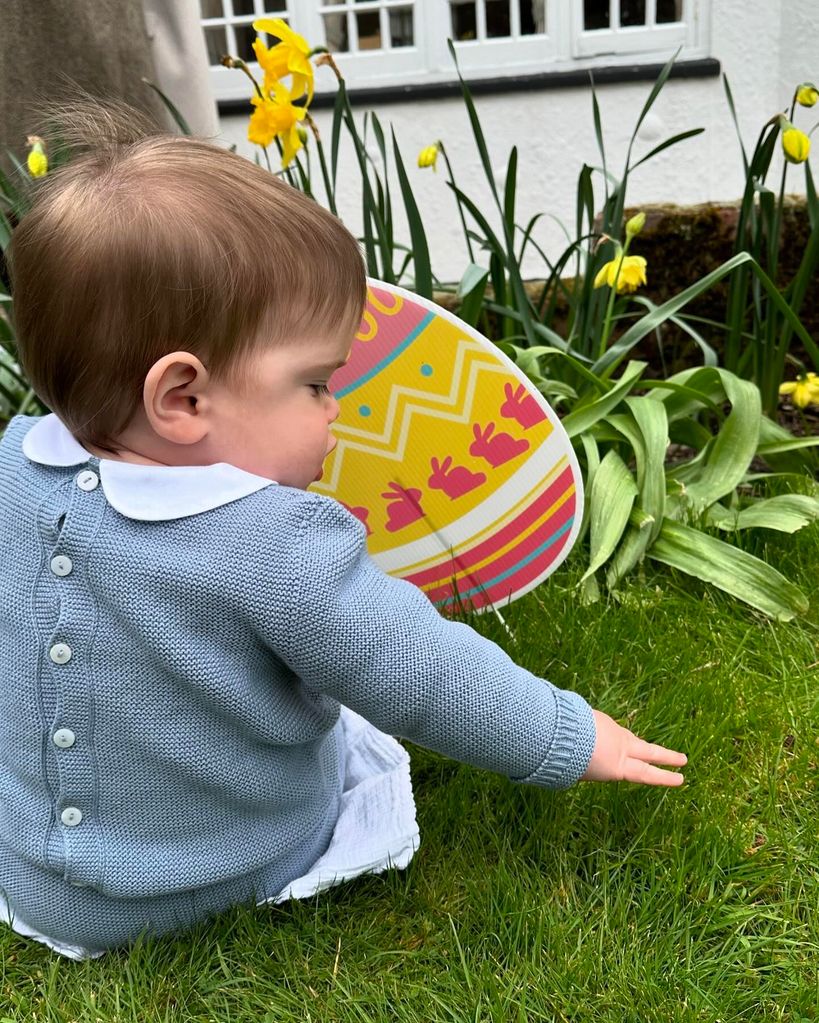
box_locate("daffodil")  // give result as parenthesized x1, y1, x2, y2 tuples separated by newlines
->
(253, 17, 314, 104)
(782, 126, 810, 164)
(779, 372, 819, 409)
(26, 135, 47, 178)
(594, 253, 647, 294)
(248, 80, 307, 166)
(417, 144, 439, 170)
(796, 83, 818, 107)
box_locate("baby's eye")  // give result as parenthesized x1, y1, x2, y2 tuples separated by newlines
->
(310, 383, 331, 397)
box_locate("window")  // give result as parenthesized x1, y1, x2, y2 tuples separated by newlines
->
(202, 0, 710, 102)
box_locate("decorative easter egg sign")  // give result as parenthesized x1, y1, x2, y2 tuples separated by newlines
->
(310, 280, 584, 613)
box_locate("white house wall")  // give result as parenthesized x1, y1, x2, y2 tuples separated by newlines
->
(217, 0, 816, 283)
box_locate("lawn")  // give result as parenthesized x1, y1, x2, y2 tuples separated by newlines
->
(1, 520, 817, 1023)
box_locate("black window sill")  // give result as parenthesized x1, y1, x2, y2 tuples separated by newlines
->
(217, 57, 720, 114)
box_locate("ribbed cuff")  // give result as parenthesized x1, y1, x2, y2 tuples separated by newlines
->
(518, 689, 596, 790)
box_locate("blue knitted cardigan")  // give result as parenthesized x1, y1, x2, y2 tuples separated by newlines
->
(0, 414, 595, 948)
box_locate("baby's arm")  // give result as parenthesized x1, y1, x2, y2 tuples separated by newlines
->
(254, 494, 684, 789)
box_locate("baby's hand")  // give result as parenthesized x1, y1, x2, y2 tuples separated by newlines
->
(581, 710, 687, 786)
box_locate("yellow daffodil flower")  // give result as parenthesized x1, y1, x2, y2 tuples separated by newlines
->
(593, 253, 647, 294)
(796, 83, 818, 107)
(253, 17, 314, 104)
(248, 80, 307, 166)
(782, 126, 810, 164)
(417, 144, 439, 170)
(625, 211, 646, 239)
(26, 136, 48, 178)
(779, 371, 819, 409)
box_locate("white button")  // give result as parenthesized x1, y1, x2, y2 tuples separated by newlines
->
(60, 807, 83, 827)
(76, 470, 99, 491)
(53, 728, 76, 749)
(50, 554, 73, 577)
(49, 643, 72, 664)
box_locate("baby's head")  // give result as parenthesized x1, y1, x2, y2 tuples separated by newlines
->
(8, 101, 366, 487)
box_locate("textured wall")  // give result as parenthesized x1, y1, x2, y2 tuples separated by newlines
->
(217, 0, 815, 282)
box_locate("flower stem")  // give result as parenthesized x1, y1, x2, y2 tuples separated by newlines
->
(598, 238, 630, 360)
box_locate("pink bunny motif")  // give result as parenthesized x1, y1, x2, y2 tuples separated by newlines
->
(500, 382, 546, 429)
(469, 422, 530, 468)
(428, 456, 486, 500)
(381, 481, 425, 532)
(340, 501, 373, 536)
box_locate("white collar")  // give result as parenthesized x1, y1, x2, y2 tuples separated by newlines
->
(21, 414, 277, 521)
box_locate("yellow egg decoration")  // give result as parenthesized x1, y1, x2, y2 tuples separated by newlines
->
(311, 281, 583, 613)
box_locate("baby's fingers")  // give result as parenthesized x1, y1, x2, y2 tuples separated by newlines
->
(624, 758, 686, 787)
(630, 738, 687, 768)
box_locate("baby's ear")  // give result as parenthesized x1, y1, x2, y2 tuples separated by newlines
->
(143, 352, 210, 444)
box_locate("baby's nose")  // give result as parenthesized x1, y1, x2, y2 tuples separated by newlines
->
(328, 396, 341, 423)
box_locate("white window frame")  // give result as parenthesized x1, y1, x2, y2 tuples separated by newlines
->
(204, 0, 711, 102)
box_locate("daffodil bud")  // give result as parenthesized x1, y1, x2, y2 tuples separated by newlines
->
(782, 125, 811, 164)
(296, 123, 308, 144)
(417, 144, 439, 170)
(625, 211, 646, 239)
(26, 135, 47, 178)
(796, 83, 818, 107)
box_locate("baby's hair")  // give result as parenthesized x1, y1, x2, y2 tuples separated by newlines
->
(7, 98, 367, 455)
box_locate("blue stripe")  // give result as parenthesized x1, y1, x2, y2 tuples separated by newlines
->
(335, 312, 436, 398)
(436, 517, 574, 609)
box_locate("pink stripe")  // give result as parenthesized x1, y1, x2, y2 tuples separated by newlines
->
(330, 286, 428, 393)
(418, 495, 575, 607)
(465, 526, 573, 611)
(406, 466, 575, 589)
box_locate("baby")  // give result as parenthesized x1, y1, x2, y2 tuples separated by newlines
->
(0, 102, 686, 957)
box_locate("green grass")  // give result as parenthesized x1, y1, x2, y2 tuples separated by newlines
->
(2, 523, 817, 1023)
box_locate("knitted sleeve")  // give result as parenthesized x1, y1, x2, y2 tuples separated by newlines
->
(261, 493, 595, 789)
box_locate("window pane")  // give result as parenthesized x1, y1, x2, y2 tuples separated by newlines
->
(234, 22, 258, 61)
(200, 0, 223, 18)
(520, 0, 546, 34)
(232, 0, 255, 15)
(323, 12, 349, 52)
(263, 0, 287, 9)
(583, 0, 609, 29)
(656, 0, 682, 22)
(620, 0, 645, 26)
(486, 0, 510, 38)
(451, 2, 477, 41)
(356, 10, 381, 49)
(389, 8, 414, 47)
(204, 25, 228, 64)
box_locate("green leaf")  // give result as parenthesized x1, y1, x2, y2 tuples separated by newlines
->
(503, 146, 518, 234)
(391, 128, 432, 298)
(648, 518, 808, 620)
(456, 263, 489, 327)
(562, 361, 647, 438)
(625, 396, 668, 542)
(682, 370, 761, 512)
(447, 39, 499, 205)
(722, 73, 749, 175)
(141, 78, 192, 135)
(630, 128, 705, 172)
(706, 494, 819, 533)
(580, 449, 638, 582)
